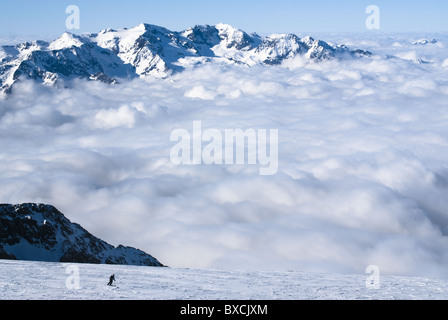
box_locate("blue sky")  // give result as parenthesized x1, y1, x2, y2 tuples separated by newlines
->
(0, 0, 447, 40)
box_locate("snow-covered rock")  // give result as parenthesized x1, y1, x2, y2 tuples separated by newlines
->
(0, 203, 164, 267)
(413, 38, 438, 45)
(0, 23, 371, 94)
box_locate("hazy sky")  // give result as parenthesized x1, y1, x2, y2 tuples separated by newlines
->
(0, 0, 447, 40)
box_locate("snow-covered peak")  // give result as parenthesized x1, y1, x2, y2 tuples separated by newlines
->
(215, 23, 257, 50)
(0, 22, 372, 93)
(16, 40, 49, 51)
(93, 25, 143, 52)
(14, 40, 49, 60)
(92, 23, 172, 55)
(49, 32, 85, 50)
(413, 38, 438, 45)
(181, 25, 220, 44)
(122, 23, 174, 40)
(254, 33, 306, 64)
(99, 27, 117, 34)
(125, 23, 156, 35)
(301, 36, 316, 47)
(215, 23, 239, 33)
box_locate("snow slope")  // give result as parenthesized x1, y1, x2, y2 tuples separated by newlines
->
(0, 259, 447, 300)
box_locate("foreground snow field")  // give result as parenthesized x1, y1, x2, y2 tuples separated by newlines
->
(0, 260, 447, 300)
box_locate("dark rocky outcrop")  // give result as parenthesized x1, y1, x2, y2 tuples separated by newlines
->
(0, 203, 164, 267)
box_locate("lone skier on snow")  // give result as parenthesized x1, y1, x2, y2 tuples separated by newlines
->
(108, 274, 116, 286)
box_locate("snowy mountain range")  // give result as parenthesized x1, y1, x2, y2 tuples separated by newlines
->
(0, 203, 164, 267)
(0, 23, 372, 93)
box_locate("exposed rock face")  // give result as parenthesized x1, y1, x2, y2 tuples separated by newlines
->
(0, 203, 164, 267)
(0, 23, 371, 93)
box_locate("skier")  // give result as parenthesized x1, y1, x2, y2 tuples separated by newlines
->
(108, 274, 116, 286)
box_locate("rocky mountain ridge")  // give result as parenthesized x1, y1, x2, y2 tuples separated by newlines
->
(0, 23, 371, 93)
(0, 203, 164, 267)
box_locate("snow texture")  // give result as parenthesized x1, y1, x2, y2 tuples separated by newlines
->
(0, 259, 447, 300)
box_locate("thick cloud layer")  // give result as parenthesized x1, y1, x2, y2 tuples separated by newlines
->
(1, 33, 448, 277)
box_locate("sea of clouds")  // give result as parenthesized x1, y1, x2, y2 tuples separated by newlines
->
(1, 33, 448, 277)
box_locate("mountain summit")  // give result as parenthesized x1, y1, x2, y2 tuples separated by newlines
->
(0, 23, 371, 93)
(0, 203, 164, 267)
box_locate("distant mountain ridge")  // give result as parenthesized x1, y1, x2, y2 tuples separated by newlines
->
(0, 23, 371, 93)
(0, 203, 164, 267)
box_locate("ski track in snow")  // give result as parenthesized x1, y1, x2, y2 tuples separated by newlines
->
(0, 260, 446, 300)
